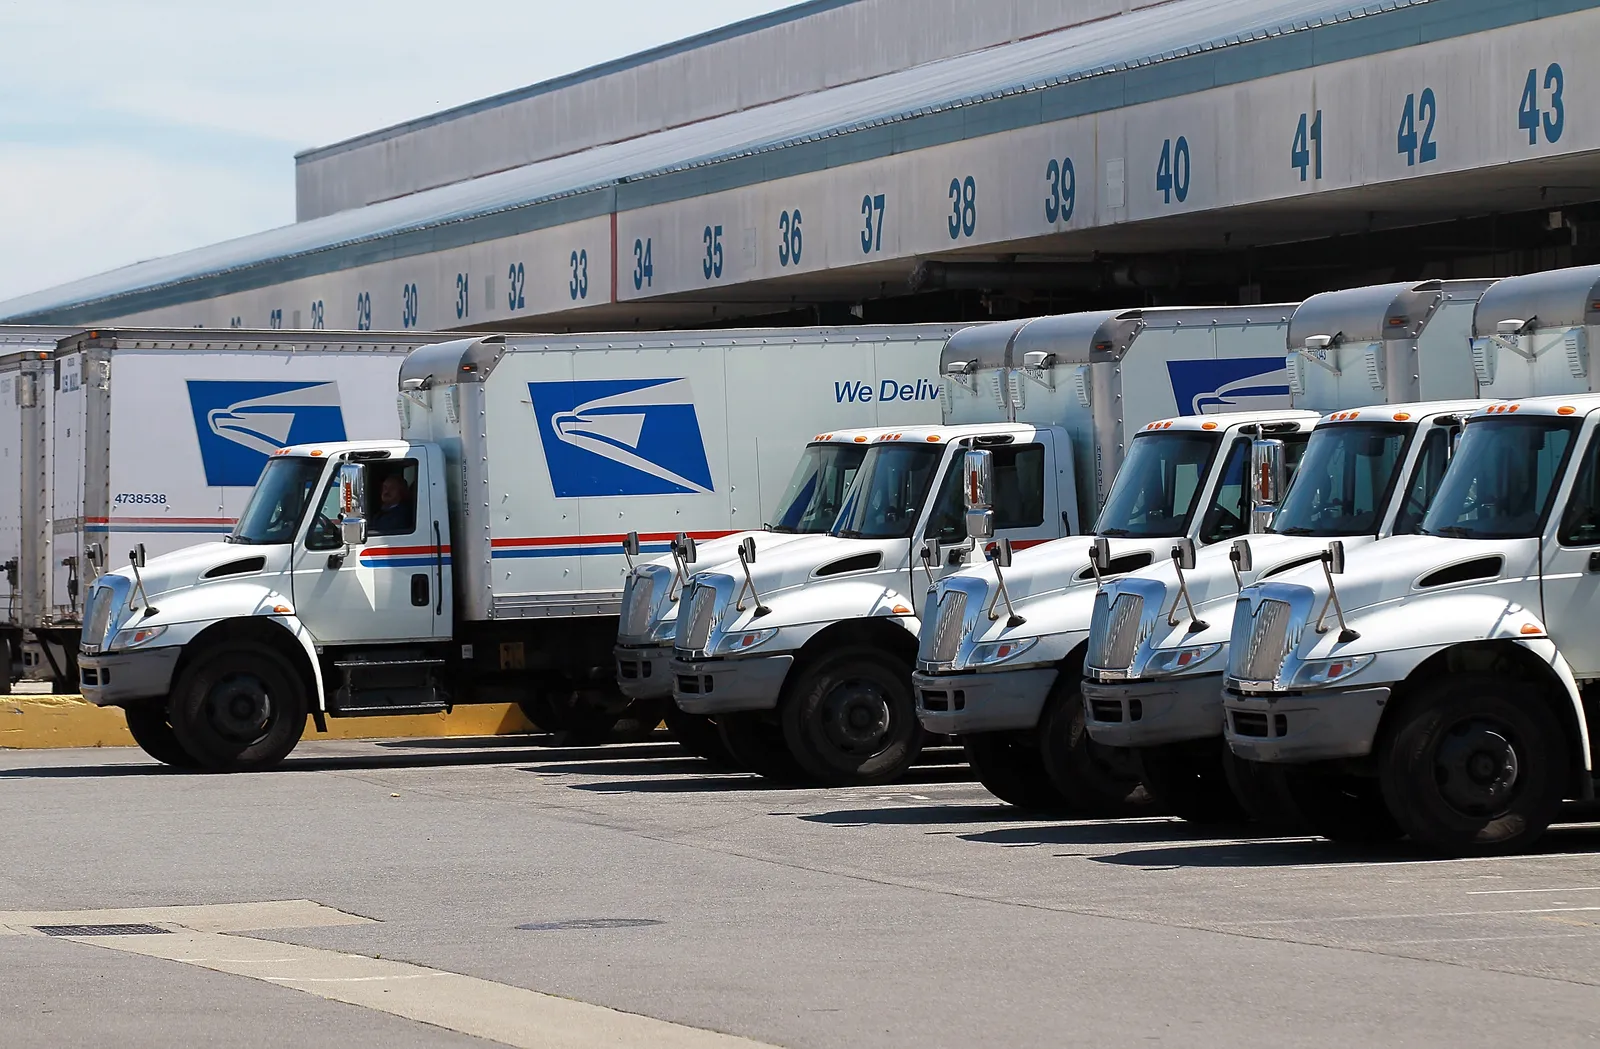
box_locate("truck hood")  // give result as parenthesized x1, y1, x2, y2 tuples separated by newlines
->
(111, 541, 286, 604)
(697, 533, 912, 599)
(620, 529, 816, 644)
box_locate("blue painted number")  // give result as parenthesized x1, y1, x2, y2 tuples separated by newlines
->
(632, 238, 653, 290)
(947, 176, 976, 240)
(310, 299, 325, 329)
(1044, 157, 1075, 223)
(860, 194, 885, 254)
(1291, 111, 1323, 182)
(702, 225, 724, 280)
(1156, 137, 1190, 203)
(506, 262, 525, 310)
(1518, 64, 1565, 145)
(401, 283, 419, 328)
(355, 292, 371, 331)
(778, 210, 803, 267)
(569, 249, 589, 300)
(1398, 88, 1438, 166)
(455, 273, 470, 320)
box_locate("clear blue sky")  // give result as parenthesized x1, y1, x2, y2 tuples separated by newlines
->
(0, 0, 797, 301)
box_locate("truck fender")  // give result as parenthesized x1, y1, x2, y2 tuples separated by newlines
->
(268, 613, 329, 713)
(1519, 636, 1593, 786)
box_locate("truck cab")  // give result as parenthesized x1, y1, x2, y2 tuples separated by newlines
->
(1221, 264, 1600, 854)
(913, 408, 1318, 812)
(78, 439, 452, 769)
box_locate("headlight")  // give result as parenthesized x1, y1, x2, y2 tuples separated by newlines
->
(1288, 653, 1375, 688)
(716, 627, 778, 655)
(966, 637, 1039, 667)
(1144, 643, 1222, 677)
(111, 624, 167, 650)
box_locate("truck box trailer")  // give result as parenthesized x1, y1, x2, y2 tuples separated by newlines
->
(1, 326, 81, 691)
(666, 304, 1306, 787)
(1221, 264, 1600, 854)
(29, 328, 444, 689)
(1078, 279, 1495, 823)
(73, 325, 953, 768)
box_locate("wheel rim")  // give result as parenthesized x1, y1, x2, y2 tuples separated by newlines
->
(203, 672, 274, 744)
(819, 677, 892, 756)
(1432, 717, 1520, 817)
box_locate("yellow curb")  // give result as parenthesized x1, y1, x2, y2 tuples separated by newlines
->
(0, 694, 538, 750)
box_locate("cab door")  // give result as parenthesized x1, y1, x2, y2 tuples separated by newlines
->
(919, 435, 1061, 572)
(291, 450, 446, 645)
(1541, 419, 1600, 678)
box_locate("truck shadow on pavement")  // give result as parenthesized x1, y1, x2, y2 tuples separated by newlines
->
(557, 762, 976, 793)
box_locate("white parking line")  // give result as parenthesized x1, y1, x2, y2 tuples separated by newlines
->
(1237, 905, 1600, 925)
(1465, 886, 1600, 895)
(7, 902, 777, 1049)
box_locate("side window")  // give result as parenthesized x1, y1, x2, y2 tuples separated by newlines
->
(921, 444, 1047, 543)
(1201, 436, 1307, 545)
(1559, 436, 1600, 546)
(304, 481, 344, 551)
(1395, 429, 1450, 535)
(368, 459, 420, 537)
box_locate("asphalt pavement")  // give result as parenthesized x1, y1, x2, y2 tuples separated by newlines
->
(3, 736, 1599, 1048)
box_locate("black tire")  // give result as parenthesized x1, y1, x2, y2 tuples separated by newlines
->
(1038, 677, 1154, 816)
(964, 732, 1073, 811)
(167, 642, 307, 771)
(779, 647, 924, 786)
(1271, 764, 1403, 843)
(124, 703, 199, 768)
(1222, 751, 1308, 832)
(1378, 675, 1567, 856)
(1135, 740, 1248, 824)
(718, 712, 808, 783)
(664, 705, 738, 769)
(521, 689, 618, 746)
(612, 698, 667, 741)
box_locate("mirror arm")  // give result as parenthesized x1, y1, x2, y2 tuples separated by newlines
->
(1167, 554, 1208, 632)
(1313, 557, 1360, 643)
(984, 553, 1026, 629)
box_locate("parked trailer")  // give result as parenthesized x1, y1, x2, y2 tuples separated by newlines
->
(33, 328, 445, 690)
(1078, 279, 1495, 823)
(668, 305, 1305, 787)
(1222, 264, 1600, 854)
(74, 325, 953, 768)
(1, 326, 81, 691)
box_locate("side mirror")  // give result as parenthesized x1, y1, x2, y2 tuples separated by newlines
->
(1171, 537, 1197, 571)
(1325, 539, 1346, 575)
(1251, 439, 1286, 506)
(130, 543, 146, 569)
(1089, 536, 1112, 574)
(622, 531, 641, 557)
(337, 462, 367, 546)
(920, 539, 942, 568)
(673, 533, 697, 565)
(991, 537, 1014, 569)
(965, 508, 996, 541)
(739, 537, 756, 565)
(1230, 539, 1254, 574)
(963, 449, 994, 510)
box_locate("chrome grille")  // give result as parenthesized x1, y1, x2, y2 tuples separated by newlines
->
(920, 590, 968, 665)
(1229, 598, 1292, 683)
(1088, 592, 1144, 671)
(680, 584, 718, 653)
(619, 574, 655, 639)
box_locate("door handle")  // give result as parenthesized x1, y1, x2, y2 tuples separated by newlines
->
(411, 574, 430, 607)
(1588, 552, 1600, 574)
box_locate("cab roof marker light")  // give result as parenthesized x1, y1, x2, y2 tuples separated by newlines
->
(1559, 406, 1578, 416)
(1394, 412, 1411, 421)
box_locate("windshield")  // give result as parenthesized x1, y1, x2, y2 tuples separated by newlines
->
(832, 443, 945, 539)
(771, 444, 868, 533)
(1274, 423, 1410, 537)
(1421, 418, 1577, 540)
(1096, 432, 1220, 538)
(231, 457, 326, 545)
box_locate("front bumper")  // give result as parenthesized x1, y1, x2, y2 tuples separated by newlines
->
(614, 644, 674, 701)
(1082, 673, 1225, 748)
(671, 654, 794, 714)
(1222, 684, 1391, 763)
(912, 666, 1057, 735)
(77, 646, 182, 708)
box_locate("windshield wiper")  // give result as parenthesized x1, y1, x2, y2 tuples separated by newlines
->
(1276, 526, 1316, 536)
(1096, 527, 1133, 538)
(1429, 525, 1476, 538)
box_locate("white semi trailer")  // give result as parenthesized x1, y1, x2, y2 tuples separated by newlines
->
(668, 305, 1303, 787)
(1222, 265, 1600, 854)
(1079, 280, 1493, 822)
(23, 328, 440, 691)
(74, 326, 950, 768)
(0, 326, 81, 691)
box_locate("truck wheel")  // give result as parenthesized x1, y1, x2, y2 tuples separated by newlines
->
(1272, 765, 1402, 843)
(664, 706, 738, 769)
(168, 642, 307, 772)
(964, 732, 1071, 811)
(780, 648, 924, 786)
(613, 698, 667, 741)
(718, 712, 808, 783)
(1038, 678, 1153, 816)
(1222, 751, 1307, 832)
(1134, 740, 1247, 824)
(124, 703, 199, 769)
(1378, 676, 1566, 855)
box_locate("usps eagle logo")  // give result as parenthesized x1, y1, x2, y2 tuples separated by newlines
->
(186, 380, 348, 487)
(529, 378, 714, 497)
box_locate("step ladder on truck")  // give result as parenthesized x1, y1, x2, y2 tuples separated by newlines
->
(668, 304, 1306, 788)
(1222, 263, 1600, 854)
(73, 326, 952, 769)
(1077, 279, 1496, 823)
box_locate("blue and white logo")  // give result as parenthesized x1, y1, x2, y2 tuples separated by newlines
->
(187, 380, 348, 487)
(1166, 358, 1291, 415)
(529, 378, 714, 497)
